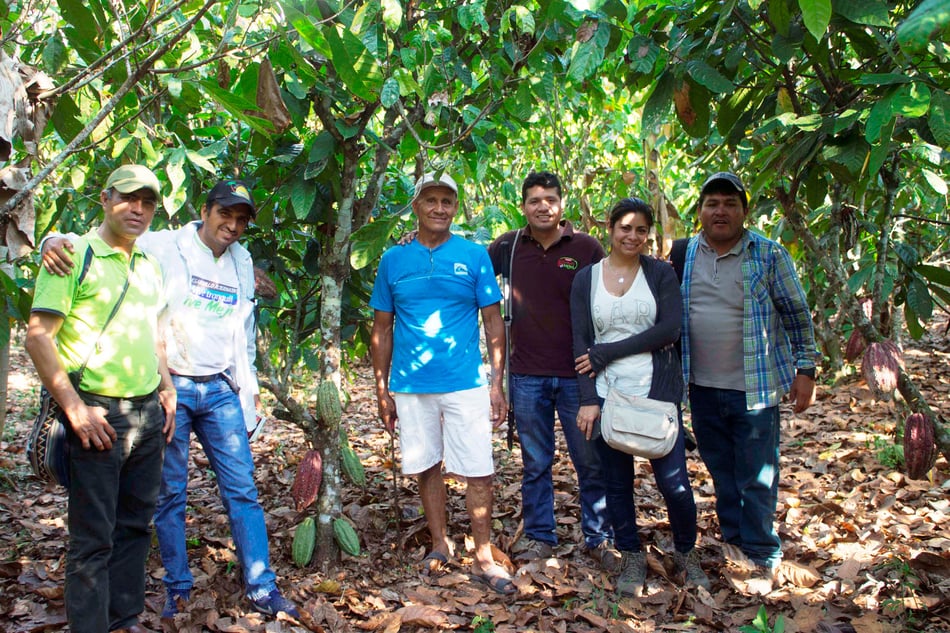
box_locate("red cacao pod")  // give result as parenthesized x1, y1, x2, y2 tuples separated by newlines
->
(861, 340, 902, 400)
(903, 413, 936, 480)
(291, 450, 323, 512)
(844, 329, 866, 362)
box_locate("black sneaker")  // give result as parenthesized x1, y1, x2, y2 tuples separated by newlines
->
(249, 589, 300, 618)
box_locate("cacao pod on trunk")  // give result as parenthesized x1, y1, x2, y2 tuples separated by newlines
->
(333, 517, 361, 556)
(861, 340, 902, 400)
(844, 329, 866, 362)
(292, 517, 316, 567)
(903, 413, 936, 480)
(317, 381, 342, 426)
(291, 450, 322, 512)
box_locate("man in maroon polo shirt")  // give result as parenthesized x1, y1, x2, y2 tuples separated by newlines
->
(488, 171, 618, 570)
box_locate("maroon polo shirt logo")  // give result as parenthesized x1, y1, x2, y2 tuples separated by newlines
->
(557, 257, 578, 270)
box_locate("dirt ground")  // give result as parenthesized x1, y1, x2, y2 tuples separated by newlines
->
(1, 318, 948, 633)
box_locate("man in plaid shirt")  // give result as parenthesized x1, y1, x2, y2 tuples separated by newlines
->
(679, 172, 817, 595)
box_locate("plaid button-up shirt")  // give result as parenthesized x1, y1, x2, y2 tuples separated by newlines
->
(681, 230, 817, 410)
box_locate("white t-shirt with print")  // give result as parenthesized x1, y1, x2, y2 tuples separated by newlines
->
(592, 261, 656, 399)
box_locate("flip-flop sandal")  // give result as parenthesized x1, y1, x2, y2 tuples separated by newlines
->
(421, 551, 449, 575)
(472, 566, 517, 596)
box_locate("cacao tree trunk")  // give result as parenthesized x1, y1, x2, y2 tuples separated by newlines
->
(779, 193, 950, 465)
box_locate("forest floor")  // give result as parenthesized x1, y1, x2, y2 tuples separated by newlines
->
(1, 316, 948, 633)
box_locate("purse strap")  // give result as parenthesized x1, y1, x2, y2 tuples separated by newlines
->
(72, 253, 138, 389)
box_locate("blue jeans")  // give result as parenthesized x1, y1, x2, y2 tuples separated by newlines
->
(65, 391, 165, 633)
(596, 406, 698, 554)
(689, 384, 781, 568)
(511, 374, 611, 548)
(154, 375, 277, 599)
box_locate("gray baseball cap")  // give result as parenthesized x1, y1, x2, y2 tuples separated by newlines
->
(414, 172, 458, 199)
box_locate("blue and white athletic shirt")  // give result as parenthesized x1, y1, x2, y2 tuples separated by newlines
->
(370, 235, 501, 394)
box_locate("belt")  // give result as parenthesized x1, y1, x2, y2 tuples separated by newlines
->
(174, 372, 225, 383)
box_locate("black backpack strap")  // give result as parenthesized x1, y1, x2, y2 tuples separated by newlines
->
(670, 238, 688, 283)
(76, 245, 94, 286)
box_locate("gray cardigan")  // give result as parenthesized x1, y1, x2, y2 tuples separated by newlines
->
(570, 255, 684, 406)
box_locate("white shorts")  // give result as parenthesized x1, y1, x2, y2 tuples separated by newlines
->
(393, 386, 494, 477)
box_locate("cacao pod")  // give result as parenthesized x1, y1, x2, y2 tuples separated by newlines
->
(903, 413, 936, 480)
(291, 450, 323, 512)
(292, 517, 316, 567)
(317, 381, 342, 426)
(342, 443, 366, 487)
(859, 297, 873, 320)
(861, 340, 902, 400)
(844, 329, 866, 362)
(333, 517, 360, 556)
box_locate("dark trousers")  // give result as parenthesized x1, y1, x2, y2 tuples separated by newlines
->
(65, 391, 165, 633)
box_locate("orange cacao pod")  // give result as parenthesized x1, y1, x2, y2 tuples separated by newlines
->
(903, 413, 936, 480)
(861, 340, 902, 400)
(291, 450, 323, 512)
(844, 329, 866, 362)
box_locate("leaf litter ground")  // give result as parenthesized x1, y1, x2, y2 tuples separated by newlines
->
(1, 317, 948, 633)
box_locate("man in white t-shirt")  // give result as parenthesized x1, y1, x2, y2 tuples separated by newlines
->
(41, 179, 298, 620)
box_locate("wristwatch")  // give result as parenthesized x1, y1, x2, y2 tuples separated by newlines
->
(796, 367, 816, 379)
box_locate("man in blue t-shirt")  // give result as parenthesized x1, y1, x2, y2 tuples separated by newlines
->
(370, 172, 514, 595)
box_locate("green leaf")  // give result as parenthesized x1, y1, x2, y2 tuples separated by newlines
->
(57, 0, 100, 63)
(855, 73, 912, 86)
(892, 241, 919, 267)
(770, 0, 793, 37)
(717, 87, 755, 139)
(381, 77, 400, 108)
(51, 95, 83, 143)
(41, 34, 68, 74)
(896, 0, 950, 54)
(381, 0, 403, 30)
(865, 93, 893, 143)
(904, 301, 925, 339)
(891, 83, 930, 118)
(921, 169, 948, 195)
(197, 80, 273, 135)
(916, 264, 950, 287)
(641, 71, 675, 138)
(323, 24, 383, 101)
(501, 5, 536, 35)
(350, 214, 402, 270)
(567, 23, 608, 82)
(823, 136, 869, 181)
(929, 90, 950, 147)
(799, 0, 832, 40)
(627, 36, 659, 74)
(791, 113, 823, 131)
(833, 0, 890, 26)
(459, 4, 489, 31)
(686, 61, 734, 94)
(280, 2, 329, 56)
(185, 150, 216, 174)
(908, 277, 934, 320)
(290, 178, 317, 220)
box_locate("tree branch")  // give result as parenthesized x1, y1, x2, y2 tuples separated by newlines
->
(1, 0, 218, 222)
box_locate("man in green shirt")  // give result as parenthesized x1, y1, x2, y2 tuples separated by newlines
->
(26, 165, 176, 633)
